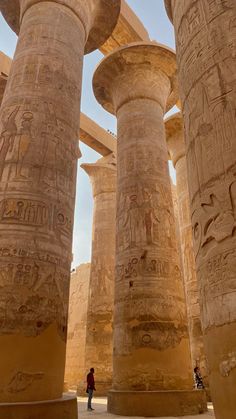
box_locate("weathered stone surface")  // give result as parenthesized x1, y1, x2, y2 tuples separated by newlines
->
(0, 55, 117, 156)
(171, 180, 184, 274)
(100, 0, 149, 54)
(81, 153, 116, 396)
(79, 113, 116, 156)
(166, 112, 210, 395)
(0, 394, 78, 419)
(64, 264, 90, 392)
(0, 0, 121, 54)
(93, 41, 207, 416)
(0, 52, 11, 105)
(165, 1, 236, 418)
(0, 0, 120, 416)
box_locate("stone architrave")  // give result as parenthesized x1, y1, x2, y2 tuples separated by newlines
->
(0, 1, 120, 418)
(93, 42, 207, 417)
(166, 112, 210, 394)
(164, 2, 236, 417)
(64, 263, 91, 391)
(81, 153, 117, 396)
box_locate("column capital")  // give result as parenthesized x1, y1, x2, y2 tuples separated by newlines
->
(93, 41, 178, 114)
(165, 111, 185, 167)
(164, 0, 173, 23)
(1, 0, 121, 54)
(81, 152, 117, 197)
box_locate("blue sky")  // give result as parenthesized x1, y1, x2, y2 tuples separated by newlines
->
(0, 1, 176, 267)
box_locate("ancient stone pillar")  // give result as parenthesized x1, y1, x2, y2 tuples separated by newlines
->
(64, 263, 91, 391)
(81, 153, 116, 396)
(166, 112, 210, 394)
(93, 42, 207, 417)
(164, 2, 236, 417)
(0, 1, 120, 418)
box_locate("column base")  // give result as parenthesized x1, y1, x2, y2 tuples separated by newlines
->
(0, 394, 78, 419)
(108, 389, 207, 417)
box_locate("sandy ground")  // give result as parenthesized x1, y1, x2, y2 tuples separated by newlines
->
(77, 397, 215, 419)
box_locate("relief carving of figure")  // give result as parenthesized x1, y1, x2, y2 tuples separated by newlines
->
(123, 195, 140, 248)
(15, 112, 34, 179)
(0, 107, 19, 180)
(141, 190, 159, 245)
(192, 192, 235, 255)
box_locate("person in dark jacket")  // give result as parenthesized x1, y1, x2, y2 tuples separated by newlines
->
(86, 368, 96, 411)
(194, 366, 204, 389)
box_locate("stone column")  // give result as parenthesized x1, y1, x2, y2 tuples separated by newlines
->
(166, 112, 210, 394)
(93, 42, 207, 417)
(0, 1, 120, 418)
(81, 153, 116, 396)
(164, 2, 236, 417)
(64, 263, 91, 391)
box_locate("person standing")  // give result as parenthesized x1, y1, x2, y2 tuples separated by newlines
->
(86, 368, 96, 411)
(194, 367, 204, 390)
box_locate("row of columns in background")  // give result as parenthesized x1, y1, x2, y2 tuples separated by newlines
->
(65, 111, 209, 402)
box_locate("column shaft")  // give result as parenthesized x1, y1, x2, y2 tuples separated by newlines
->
(82, 154, 116, 395)
(0, 2, 83, 402)
(115, 98, 191, 391)
(165, 1, 236, 417)
(175, 156, 209, 385)
(166, 113, 210, 396)
(93, 42, 207, 416)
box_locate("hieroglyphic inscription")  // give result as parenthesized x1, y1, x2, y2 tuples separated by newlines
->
(172, 0, 236, 335)
(198, 248, 236, 331)
(0, 246, 71, 340)
(0, 103, 78, 200)
(116, 256, 181, 282)
(117, 184, 176, 251)
(0, 198, 73, 239)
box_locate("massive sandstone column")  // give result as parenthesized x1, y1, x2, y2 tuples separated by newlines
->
(81, 153, 116, 396)
(64, 263, 91, 391)
(0, 1, 120, 418)
(166, 112, 209, 394)
(93, 42, 207, 417)
(164, 2, 236, 417)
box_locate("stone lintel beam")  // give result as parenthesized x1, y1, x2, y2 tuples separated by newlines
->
(165, 111, 185, 166)
(100, 0, 150, 54)
(79, 113, 116, 156)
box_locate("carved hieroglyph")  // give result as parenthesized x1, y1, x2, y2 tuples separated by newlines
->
(93, 42, 207, 416)
(81, 153, 116, 396)
(165, 1, 236, 417)
(0, 0, 120, 409)
(166, 112, 209, 393)
(64, 264, 90, 391)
